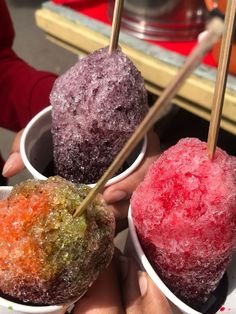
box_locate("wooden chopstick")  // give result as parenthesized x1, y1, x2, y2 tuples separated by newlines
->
(109, 0, 124, 54)
(207, 0, 236, 160)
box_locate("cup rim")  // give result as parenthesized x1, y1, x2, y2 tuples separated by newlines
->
(0, 296, 64, 313)
(0, 186, 66, 313)
(20, 105, 148, 186)
(0, 186, 12, 195)
(128, 205, 201, 314)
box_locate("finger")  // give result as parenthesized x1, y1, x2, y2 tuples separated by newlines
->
(103, 130, 160, 205)
(118, 256, 142, 314)
(2, 152, 24, 177)
(138, 272, 173, 314)
(73, 260, 124, 314)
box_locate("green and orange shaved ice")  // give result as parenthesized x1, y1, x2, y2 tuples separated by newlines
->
(0, 176, 115, 305)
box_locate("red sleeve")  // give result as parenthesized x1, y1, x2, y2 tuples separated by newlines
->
(0, 0, 57, 132)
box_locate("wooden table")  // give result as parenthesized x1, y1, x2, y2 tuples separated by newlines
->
(35, 1, 236, 135)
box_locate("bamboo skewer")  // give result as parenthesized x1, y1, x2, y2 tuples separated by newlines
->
(109, 0, 124, 54)
(207, 0, 236, 160)
(73, 17, 224, 218)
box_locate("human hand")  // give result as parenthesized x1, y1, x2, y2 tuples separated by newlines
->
(73, 255, 173, 314)
(102, 130, 160, 223)
(2, 130, 24, 177)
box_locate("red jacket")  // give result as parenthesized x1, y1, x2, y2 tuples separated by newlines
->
(0, 0, 57, 132)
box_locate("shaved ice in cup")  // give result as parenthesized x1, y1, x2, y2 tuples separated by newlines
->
(0, 177, 115, 312)
(50, 46, 148, 184)
(130, 138, 236, 313)
(128, 208, 236, 314)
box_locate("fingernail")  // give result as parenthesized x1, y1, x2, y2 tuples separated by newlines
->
(106, 190, 128, 203)
(138, 271, 148, 297)
(119, 256, 129, 281)
(2, 153, 16, 176)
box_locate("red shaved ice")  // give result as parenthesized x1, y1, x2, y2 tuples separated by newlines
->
(131, 138, 236, 307)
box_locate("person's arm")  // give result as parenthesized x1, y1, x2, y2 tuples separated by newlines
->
(0, 0, 57, 132)
(1, 0, 57, 177)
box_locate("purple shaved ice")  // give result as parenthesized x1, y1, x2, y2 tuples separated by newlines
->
(50, 46, 148, 184)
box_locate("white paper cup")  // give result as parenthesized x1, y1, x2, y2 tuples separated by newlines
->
(0, 187, 70, 314)
(20, 106, 147, 187)
(128, 206, 236, 314)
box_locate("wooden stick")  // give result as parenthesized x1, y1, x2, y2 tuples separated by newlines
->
(109, 0, 124, 54)
(73, 17, 224, 217)
(207, 1, 236, 160)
